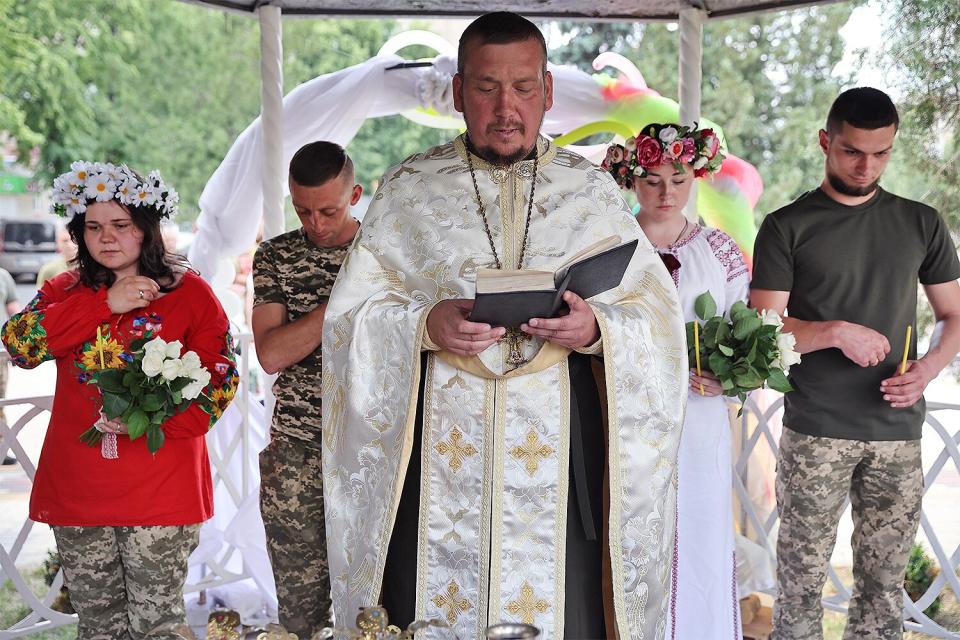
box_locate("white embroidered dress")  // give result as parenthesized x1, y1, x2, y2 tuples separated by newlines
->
(658, 224, 749, 640)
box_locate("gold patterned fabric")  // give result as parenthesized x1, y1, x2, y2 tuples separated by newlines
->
(322, 136, 686, 639)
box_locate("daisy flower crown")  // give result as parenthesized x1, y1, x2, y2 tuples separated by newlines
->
(51, 161, 179, 220)
(602, 123, 725, 190)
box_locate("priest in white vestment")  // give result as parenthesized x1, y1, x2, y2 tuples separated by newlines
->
(322, 12, 686, 639)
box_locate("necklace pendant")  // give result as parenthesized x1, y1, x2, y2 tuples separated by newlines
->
(506, 329, 527, 366)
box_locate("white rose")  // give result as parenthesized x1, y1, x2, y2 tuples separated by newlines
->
(187, 367, 211, 387)
(760, 309, 784, 330)
(658, 126, 679, 143)
(624, 136, 637, 152)
(776, 331, 802, 373)
(144, 337, 167, 355)
(693, 156, 709, 170)
(161, 358, 184, 381)
(181, 380, 206, 401)
(141, 350, 165, 377)
(164, 340, 183, 358)
(180, 350, 202, 371)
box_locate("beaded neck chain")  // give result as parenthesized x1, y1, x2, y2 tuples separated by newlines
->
(464, 145, 539, 270)
(464, 141, 541, 366)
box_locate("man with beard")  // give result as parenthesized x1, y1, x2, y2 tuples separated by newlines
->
(322, 12, 686, 639)
(751, 87, 960, 639)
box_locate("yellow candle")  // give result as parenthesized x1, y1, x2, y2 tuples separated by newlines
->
(900, 324, 912, 375)
(96, 326, 105, 369)
(693, 321, 704, 396)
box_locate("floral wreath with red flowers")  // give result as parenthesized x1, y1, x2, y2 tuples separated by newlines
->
(601, 122, 725, 190)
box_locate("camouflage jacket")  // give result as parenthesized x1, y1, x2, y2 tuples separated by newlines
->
(254, 227, 351, 447)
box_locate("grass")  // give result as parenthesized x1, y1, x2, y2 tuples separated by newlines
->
(821, 566, 960, 639)
(0, 565, 76, 639)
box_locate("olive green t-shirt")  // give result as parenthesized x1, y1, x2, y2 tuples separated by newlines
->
(752, 187, 960, 441)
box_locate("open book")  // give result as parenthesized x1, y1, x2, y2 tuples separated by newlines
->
(470, 236, 639, 328)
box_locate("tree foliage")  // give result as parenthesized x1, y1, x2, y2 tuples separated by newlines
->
(1, 1, 451, 223)
(881, 0, 960, 236)
(549, 4, 856, 219)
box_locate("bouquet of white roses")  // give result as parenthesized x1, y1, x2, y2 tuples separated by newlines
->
(80, 336, 212, 454)
(686, 291, 801, 410)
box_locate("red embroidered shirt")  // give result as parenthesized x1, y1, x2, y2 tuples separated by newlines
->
(2, 270, 238, 526)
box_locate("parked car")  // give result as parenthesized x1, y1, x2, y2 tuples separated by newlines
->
(0, 218, 58, 280)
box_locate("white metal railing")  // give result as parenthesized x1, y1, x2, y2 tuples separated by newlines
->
(2, 349, 959, 637)
(732, 395, 960, 638)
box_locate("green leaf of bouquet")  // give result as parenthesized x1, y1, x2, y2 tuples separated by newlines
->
(150, 411, 166, 425)
(721, 377, 736, 391)
(146, 426, 165, 454)
(703, 318, 722, 348)
(126, 410, 149, 439)
(141, 394, 163, 412)
(734, 369, 763, 389)
(172, 390, 183, 405)
(92, 369, 126, 394)
(767, 369, 794, 393)
(715, 321, 731, 345)
(733, 316, 763, 341)
(123, 371, 139, 388)
(708, 351, 732, 376)
(718, 344, 734, 357)
(129, 337, 149, 353)
(694, 291, 717, 321)
(170, 377, 192, 392)
(101, 393, 131, 420)
(729, 301, 754, 321)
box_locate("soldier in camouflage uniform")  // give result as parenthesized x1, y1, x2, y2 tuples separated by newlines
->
(752, 88, 960, 639)
(253, 141, 362, 638)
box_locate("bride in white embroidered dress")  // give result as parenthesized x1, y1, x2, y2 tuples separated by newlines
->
(605, 123, 749, 639)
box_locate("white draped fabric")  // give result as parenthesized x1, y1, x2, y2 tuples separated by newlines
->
(186, 381, 278, 624)
(188, 56, 617, 279)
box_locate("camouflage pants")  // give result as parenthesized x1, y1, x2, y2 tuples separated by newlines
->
(52, 524, 200, 639)
(773, 427, 923, 640)
(259, 435, 330, 638)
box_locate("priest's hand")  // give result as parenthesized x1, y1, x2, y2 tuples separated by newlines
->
(522, 291, 600, 349)
(426, 299, 506, 356)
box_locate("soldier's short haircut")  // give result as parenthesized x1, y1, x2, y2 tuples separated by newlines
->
(457, 12, 547, 76)
(288, 141, 355, 187)
(826, 87, 899, 135)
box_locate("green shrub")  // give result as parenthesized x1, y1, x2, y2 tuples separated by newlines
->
(904, 543, 942, 618)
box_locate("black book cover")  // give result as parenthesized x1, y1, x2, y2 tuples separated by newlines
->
(470, 239, 639, 328)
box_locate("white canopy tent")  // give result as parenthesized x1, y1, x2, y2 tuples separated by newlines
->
(178, 0, 842, 277)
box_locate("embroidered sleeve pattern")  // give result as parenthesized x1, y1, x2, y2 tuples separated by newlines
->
(203, 331, 239, 429)
(2, 293, 53, 369)
(707, 229, 749, 283)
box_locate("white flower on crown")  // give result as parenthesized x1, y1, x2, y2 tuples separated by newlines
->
(71, 161, 92, 182)
(116, 178, 137, 205)
(694, 156, 709, 170)
(133, 183, 159, 207)
(84, 172, 118, 202)
(51, 160, 178, 219)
